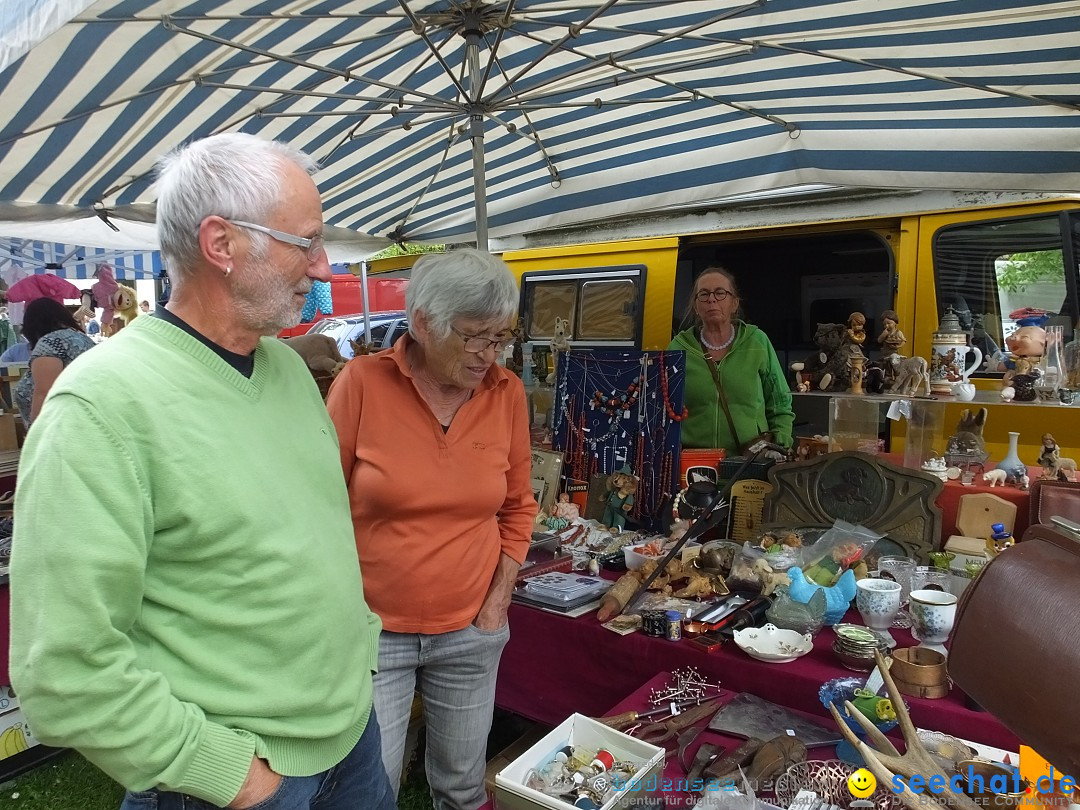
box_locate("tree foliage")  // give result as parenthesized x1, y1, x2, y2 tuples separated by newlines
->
(996, 250, 1064, 293)
(367, 242, 444, 261)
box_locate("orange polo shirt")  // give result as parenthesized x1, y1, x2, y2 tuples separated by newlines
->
(326, 337, 536, 634)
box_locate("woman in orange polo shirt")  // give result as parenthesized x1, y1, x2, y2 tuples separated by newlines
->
(326, 248, 536, 809)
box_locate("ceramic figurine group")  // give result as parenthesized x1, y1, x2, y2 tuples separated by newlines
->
(790, 310, 931, 396)
(1037, 433, 1077, 481)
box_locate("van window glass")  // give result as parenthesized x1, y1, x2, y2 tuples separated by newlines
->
(934, 214, 1076, 374)
(525, 282, 577, 340)
(577, 279, 635, 340)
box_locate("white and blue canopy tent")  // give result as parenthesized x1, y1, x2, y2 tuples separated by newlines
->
(0, 237, 162, 281)
(0, 1, 1078, 249)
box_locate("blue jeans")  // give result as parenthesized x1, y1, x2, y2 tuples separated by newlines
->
(375, 624, 510, 810)
(119, 708, 395, 810)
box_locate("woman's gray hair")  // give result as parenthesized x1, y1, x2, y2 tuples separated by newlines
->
(155, 133, 317, 278)
(407, 249, 518, 339)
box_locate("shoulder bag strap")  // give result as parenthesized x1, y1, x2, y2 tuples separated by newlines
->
(705, 354, 743, 452)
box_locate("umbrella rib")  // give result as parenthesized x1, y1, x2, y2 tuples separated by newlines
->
(485, 0, 764, 102)
(162, 17, 454, 107)
(395, 127, 467, 236)
(485, 0, 622, 100)
(396, 1, 469, 101)
(197, 80, 455, 112)
(485, 51, 561, 184)
(752, 39, 1080, 114)
(499, 30, 794, 131)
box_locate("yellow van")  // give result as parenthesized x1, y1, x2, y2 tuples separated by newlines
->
(500, 190, 1080, 463)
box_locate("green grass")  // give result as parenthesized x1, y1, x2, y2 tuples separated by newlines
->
(0, 709, 536, 810)
(0, 751, 122, 810)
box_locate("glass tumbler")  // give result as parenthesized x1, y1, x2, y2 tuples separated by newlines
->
(877, 555, 916, 628)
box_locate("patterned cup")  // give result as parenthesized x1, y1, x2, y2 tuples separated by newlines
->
(855, 578, 902, 630)
(909, 589, 958, 648)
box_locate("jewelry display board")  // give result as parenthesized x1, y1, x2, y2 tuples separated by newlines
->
(552, 350, 685, 532)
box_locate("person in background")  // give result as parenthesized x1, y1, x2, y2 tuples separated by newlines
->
(9, 133, 394, 810)
(139, 300, 152, 314)
(0, 337, 30, 363)
(669, 265, 794, 454)
(327, 249, 536, 810)
(12, 298, 95, 427)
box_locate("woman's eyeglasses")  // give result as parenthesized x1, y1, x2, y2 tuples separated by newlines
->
(450, 325, 515, 353)
(695, 289, 733, 302)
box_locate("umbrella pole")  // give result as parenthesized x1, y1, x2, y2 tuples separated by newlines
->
(359, 260, 371, 344)
(465, 28, 488, 250)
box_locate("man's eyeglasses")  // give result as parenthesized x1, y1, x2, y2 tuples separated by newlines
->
(450, 325, 514, 354)
(229, 220, 326, 262)
(695, 289, 734, 303)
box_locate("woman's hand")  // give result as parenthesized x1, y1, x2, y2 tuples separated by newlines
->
(228, 757, 282, 809)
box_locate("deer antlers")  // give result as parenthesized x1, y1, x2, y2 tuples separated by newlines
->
(826, 650, 982, 810)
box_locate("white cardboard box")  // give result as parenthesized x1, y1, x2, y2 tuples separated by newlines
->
(495, 713, 665, 810)
(0, 707, 40, 761)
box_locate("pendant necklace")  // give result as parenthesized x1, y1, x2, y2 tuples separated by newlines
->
(700, 326, 735, 352)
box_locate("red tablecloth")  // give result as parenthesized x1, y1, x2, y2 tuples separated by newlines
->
(495, 603, 1020, 752)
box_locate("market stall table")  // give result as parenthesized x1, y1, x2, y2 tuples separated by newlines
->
(495, 603, 1020, 752)
(485, 669, 992, 810)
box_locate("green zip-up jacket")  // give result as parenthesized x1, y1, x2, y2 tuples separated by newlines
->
(669, 322, 795, 452)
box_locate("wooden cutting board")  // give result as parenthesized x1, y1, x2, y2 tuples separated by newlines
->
(956, 492, 1017, 538)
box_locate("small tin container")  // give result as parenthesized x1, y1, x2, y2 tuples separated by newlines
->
(641, 610, 667, 637)
(665, 610, 683, 641)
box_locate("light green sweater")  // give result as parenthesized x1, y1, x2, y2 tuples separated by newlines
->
(9, 315, 381, 807)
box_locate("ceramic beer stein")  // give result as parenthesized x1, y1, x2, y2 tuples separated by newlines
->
(930, 307, 983, 395)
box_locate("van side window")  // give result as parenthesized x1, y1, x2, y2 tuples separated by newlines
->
(933, 213, 1078, 374)
(524, 281, 576, 340)
(578, 279, 635, 340)
(520, 266, 644, 346)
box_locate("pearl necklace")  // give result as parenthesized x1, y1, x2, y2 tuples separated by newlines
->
(700, 327, 735, 352)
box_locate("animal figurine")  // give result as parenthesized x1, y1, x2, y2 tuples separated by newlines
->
(786, 567, 857, 626)
(600, 464, 639, 531)
(752, 556, 790, 597)
(790, 323, 850, 391)
(113, 284, 139, 328)
(947, 407, 988, 459)
(982, 469, 1008, 487)
(1038, 433, 1077, 481)
(889, 355, 930, 396)
(281, 333, 347, 376)
(546, 316, 571, 384)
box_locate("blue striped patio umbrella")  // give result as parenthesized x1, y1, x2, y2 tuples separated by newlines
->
(1, 1, 1079, 248)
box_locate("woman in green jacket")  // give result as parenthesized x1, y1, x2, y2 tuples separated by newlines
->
(668, 266, 794, 454)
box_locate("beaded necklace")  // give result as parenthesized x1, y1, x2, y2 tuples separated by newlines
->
(700, 326, 735, 352)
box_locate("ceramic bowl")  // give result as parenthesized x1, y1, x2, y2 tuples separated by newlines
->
(733, 623, 813, 663)
(818, 676, 905, 735)
(623, 540, 700, 571)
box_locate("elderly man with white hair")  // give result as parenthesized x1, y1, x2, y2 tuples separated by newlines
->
(9, 133, 395, 810)
(328, 249, 536, 810)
